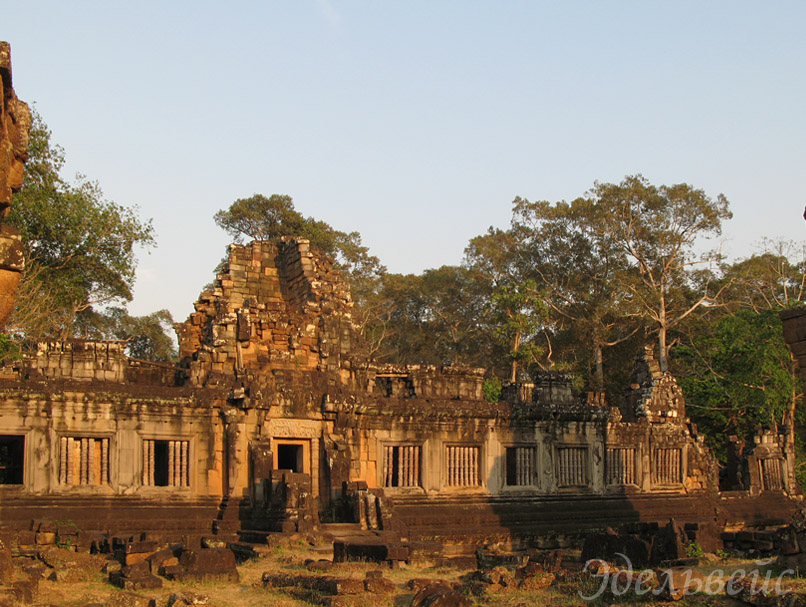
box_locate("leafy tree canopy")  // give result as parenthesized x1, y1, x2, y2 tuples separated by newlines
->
(75, 307, 177, 362)
(674, 308, 800, 459)
(214, 193, 386, 325)
(7, 109, 156, 340)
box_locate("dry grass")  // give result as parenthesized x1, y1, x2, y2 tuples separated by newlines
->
(29, 546, 806, 607)
(32, 541, 461, 607)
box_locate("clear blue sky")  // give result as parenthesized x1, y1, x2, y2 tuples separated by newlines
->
(6, 1, 806, 322)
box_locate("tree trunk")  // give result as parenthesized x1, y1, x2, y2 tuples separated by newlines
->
(509, 331, 521, 383)
(593, 343, 604, 391)
(658, 330, 668, 373)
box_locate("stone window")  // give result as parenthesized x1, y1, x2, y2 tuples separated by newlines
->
(382, 445, 421, 488)
(651, 448, 682, 486)
(277, 443, 304, 473)
(606, 447, 637, 485)
(0, 435, 24, 485)
(760, 458, 783, 491)
(272, 439, 311, 475)
(505, 447, 536, 486)
(59, 437, 109, 486)
(556, 446, 588, 487)
(142, 439, 189, 487)
(446, 446, 480, 487)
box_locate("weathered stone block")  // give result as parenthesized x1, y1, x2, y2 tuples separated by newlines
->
(125, 552, 153, 566)
(322, 577, 364, 595)
(121, 561, 150, 579)
(115, 574, 163, 590)
(160, 563, 184, 578)
(35, 532, 55, 545)
(410, 582, 471, 607)
(10, 579, 37, 604)
(147, 547, 181, 573)
(106, 593, 156, 607)
(177, 548, 238, 582)
(364, 576, 395, 594)
(166, 591, 210, 606)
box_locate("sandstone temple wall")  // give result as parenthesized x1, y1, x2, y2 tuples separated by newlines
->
(0, 236, 799, 543)
(0, 382, 225, 499)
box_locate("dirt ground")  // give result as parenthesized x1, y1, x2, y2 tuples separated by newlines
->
(24, 541, 806, 607)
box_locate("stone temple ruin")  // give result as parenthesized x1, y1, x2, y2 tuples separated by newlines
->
(0, 41, 802, 569)
(0, 236, 801, 561)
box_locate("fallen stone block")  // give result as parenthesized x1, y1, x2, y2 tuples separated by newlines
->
(364, 576, 395, 594)
(518, 571, 556, 591)
(50, 567, 92, 583)
(177, 548, 239, 583)
(320, 577, 364, 595)
(9, 579, 38, 604)
(39, 546, 103, 573)
(105, 591, 157, 607)
(410, 582, 471, 607)
(407, 578, 449, 594)
(113, 574, 163, 591)
(121, 561, 150, 579)
(167, 591, 210, 606)
(147, 546, 182, 573)
(125, 552, 155, 566)
(179, 548, 236, 571)
(160, 563, 184, 578)
(172, 569, 239, 583)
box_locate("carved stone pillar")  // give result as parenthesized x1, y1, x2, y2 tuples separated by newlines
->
(223, 408, 245, 496)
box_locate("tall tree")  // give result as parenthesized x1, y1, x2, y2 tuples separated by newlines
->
(367, 266, 495, 368)
(720, 239, 806, 313)
(213, 194, 305, 243)
(509, 196, 641, 389)
(489, 280, 548, 382)
(7, 109, 156, 339)
(589, 175, 732, 371)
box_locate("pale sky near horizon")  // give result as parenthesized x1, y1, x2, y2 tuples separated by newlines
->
(5, 1, 806, 323)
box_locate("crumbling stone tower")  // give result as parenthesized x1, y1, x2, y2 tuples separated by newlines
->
(0, 42, 30, 326)
(176, 237, 367, 396)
